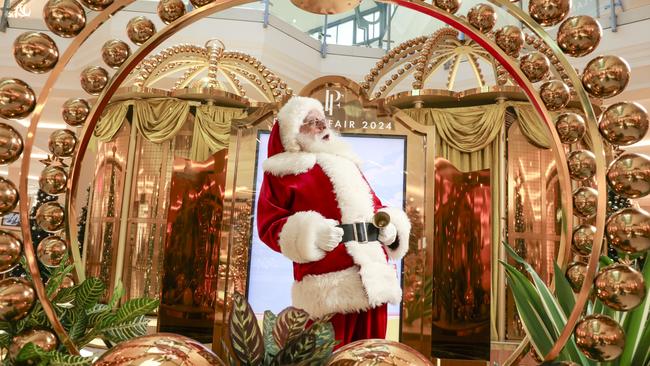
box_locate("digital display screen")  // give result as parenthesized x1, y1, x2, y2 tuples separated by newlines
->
(247, 131, 406, 339)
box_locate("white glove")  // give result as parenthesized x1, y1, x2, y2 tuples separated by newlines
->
(316, 219, 344, 252)
(378, 223, 397, 245)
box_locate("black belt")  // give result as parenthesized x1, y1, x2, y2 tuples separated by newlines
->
(338, 222, 379, 243)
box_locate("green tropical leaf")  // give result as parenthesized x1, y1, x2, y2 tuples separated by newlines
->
(620, 257, 650, 366)
(271, 333, 316, 366)
(74, 278, 106, 309)
(86, 304, 111, 328)
(273, 307, 309, 349)
(15, 342, 51, 364)
(108, 281, 125, 309)
(631, 321, 650, 366)
(49, 352, 93, 366)
(301, 322, 337, 366)
(553, 262, 575, 317)
(221, 339, 238, 366)
(0, 332, 12, 348)
(69, 309, 88, 341)
(229, 292, 264, 366)
(114, 298, 159, 323)
(302, 340, 338, 366)
(46, 263, 74, 298)
(54, 287, 77, 304)
(263, 310, 280, 358)
(102, 315, 149, 343)
(0, 321, 13, 333)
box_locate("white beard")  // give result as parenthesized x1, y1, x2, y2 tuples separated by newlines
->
(296, 129, 360, 163)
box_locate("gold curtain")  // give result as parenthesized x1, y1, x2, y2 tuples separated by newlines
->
(95, 101, 131, 142)
(132, 98, 190, 143)
(509, 102, 551, 149)
(191, 105, 246, 161)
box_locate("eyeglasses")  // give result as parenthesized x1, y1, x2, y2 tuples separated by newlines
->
(302, 116, 327, 128)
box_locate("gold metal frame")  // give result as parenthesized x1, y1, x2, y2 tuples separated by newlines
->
(14, 0, 606, 361)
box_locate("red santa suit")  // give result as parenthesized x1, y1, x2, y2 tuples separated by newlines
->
(256, 97, 411, 347)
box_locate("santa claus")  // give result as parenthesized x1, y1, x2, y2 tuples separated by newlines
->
(256, 96, 411, 346)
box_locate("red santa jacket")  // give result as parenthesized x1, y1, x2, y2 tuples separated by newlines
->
(256, 124, 411, 319)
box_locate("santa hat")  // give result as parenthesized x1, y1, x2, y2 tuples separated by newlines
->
(276, 96, 325, 153)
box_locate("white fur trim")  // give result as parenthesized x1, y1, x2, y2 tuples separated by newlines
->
(277, 97, 325, 152)
(262, 152, 316, 176)
(292, 267, 371, 319)
(377, 207, 411, 260)
(278, 211, 327, 264)
(345, 242, 402, 307)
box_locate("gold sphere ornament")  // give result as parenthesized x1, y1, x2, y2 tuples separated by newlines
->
(157, 0, 186, 24)
(0, 177, 19, 215)
(0, 230, 21, 274)
(80, 66, 109, 95)
(39, 166, 68, 195)
(607, 153, 650, 199)
(13, 32, 59, 74)
(599, 102, 648, 146)
(567, 149, 596, 181)
(566, 261, 587, 292)
(606, 207, 650, 254)
(48, 129, 77, 157)
(495, 26, 524, 58)
(0, 277, 36, 321)
(573, 186, 598, 218)
(94, 333, 226, 365)
(434, 0, 461, 14)
(468, 4, 496, 33)
(557, 16, 602, 57)
(79, 0, 112, 10)
(575, 314, 625, 361)
(289, 0, 360, 14)
(326, 339, 434, 366)
(556, 112, 586, 143)
(43, 0, 86, 38)
(37, 236, 67, 268)
(61, 275, 75, 289)
(540, 80, 570, 111)
(61, 98, 90, 127)
(35, 201, 65, 233)
(102, 40, 130, 69)
(595, 263, 646, 311)
(582, 55, 631, 99)
(529, 0, 571, 26)
(189, 0, 214, 8)
(0, 123, 24, 164)
(0, 78, 36, 119)
(9, 329, 58, 361)
(520, 52, 550, 83)
(572, 224, 596, 255)
(127, 16, 156, 45)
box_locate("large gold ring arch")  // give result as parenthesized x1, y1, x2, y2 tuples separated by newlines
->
(18, 0, 607, 360)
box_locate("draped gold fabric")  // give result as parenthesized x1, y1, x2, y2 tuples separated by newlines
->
(191, 105, 246, 161)
(94, 98, 246, 160)
(511, 103, 551, 149)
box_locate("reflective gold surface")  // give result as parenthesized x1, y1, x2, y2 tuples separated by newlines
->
(102, 40, 131, 69)
(39, 165, 68, 195)
(605, 207, 650, 254)
(127, 16, 157, 45)
(598, 102, 649, 146)
(519, 52, 549, 83)
(0, 123, 24, 164)
(48, 129, 77, 157)
(468, 4, 496, 33)
(37, 235, 68, 268)
(0, 278, 35, 321)
(94, 333, 225, 365)
(567, 149, 596, 181)
(190, 0, 214, 8)
(594, 263, 646, 311)
(581, 55, 630, 99)
(571, 224, 595, 255)
(495, 26, 524, 58)
(0, 230, 21, 274)
(539, 80, 570, 111)
(606, 153, 650, 199)
(36, 201, 65, 233)
(80, 66, 109, 95)
(157, 0, 186, 24)
(0, 78, 36, 119)
(80, 0, 113, 10)
(290, 0, 362, 14)
(326, 339, 434, 366)
(557, 16, 602, 57)
(572, 186, 598, 218)
(555, 112, 585, 144)
(0, 177, 19, 215)
(433, 0, 460, 14)
(9, 329, 58, 361)
(565, 261, 587, 292)
(575, 314, 625, 361)
(43, 0, 86, 38)
(13, 32, 59, 74)
(62, 98, 90, 127)
(528, 0, 570, 26)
